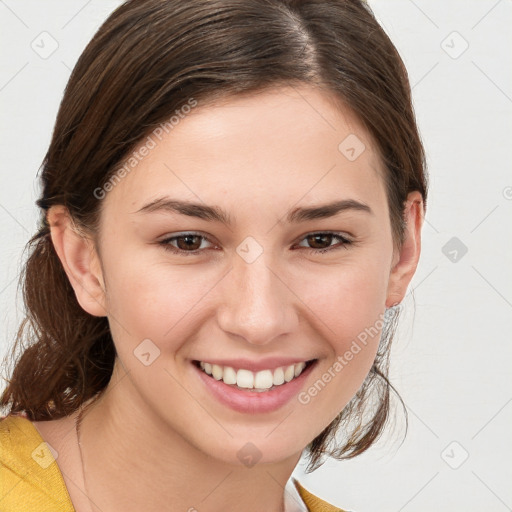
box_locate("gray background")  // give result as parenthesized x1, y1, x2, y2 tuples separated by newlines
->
(1, 1, 511, 511)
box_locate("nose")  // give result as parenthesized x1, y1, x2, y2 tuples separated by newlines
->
(216, 255, 298, 346)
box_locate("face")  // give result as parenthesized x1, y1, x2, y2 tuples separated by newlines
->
(52, 85, 422, 466)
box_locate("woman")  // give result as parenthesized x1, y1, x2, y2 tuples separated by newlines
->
(0, 0, 427, 510)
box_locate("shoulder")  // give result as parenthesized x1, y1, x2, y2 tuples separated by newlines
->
(0, 414, 74, 512)
(293, 478, 349, 512)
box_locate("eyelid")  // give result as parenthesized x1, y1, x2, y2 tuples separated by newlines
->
(158, 230, 215, 242)
(158, 231, 219, 253)
(293, 230, 353, 245)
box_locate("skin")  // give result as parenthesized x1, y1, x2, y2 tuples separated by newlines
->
(36, 85, 423, 512)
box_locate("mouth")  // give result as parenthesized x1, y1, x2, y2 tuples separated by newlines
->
(193, 359, 316, 392)
(192, 358, 318, 414)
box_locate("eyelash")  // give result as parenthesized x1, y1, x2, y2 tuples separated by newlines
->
(158, 231, 353, 256)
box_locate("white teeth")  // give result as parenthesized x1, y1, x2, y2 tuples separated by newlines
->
(284, 365, 295, 383)
(272, 367, 285, 386)
(236, 369, 254, 389)
(294, 362, 306, 377)
(197, 360, 310, 391)
(211, 364, 223, 380)
(222, 366, 237, 385)
(254, 370, 273, 389)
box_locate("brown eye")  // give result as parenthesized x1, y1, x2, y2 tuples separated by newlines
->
(296, 232, 352, 253)
(306, 234, 335, 250)
(175, 234, 203, 251)
(160, 232, 214, 255)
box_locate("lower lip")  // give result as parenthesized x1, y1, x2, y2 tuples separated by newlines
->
(194, 361, 317, 414)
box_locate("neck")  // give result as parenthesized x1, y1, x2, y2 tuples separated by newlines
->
(77, 363, 302, 512)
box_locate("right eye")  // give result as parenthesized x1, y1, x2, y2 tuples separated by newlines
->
(159, 232, 217, 255)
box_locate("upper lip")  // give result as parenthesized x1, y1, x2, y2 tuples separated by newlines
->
(193, 357, 316, 372)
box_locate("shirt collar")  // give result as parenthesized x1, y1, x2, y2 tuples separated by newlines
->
(284, 477, 309, 512)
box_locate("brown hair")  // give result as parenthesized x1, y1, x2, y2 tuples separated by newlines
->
(0, 0, 427, 472)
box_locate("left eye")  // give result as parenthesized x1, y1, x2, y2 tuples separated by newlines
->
(159, 231, 352, 255)
(295, 232, 352, 253)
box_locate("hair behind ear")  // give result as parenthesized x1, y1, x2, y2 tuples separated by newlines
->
(0, 228, 115, 420)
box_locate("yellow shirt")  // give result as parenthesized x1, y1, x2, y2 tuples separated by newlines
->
(0, 414, 344, 512)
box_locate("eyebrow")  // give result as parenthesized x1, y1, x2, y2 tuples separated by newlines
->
(135, 197, 372, 225)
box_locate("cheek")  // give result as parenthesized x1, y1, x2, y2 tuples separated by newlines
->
(293, 255, 390, 347)
(102, 247, 218, 346)
(292, 257, 390, 414)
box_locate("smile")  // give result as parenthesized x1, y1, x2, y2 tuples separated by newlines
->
(192, 358, 317, 413)
(197, 360, 310, 392)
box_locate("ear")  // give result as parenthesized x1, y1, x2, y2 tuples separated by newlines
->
(47, 205, 107, 317)
(385, 191, 424, 308)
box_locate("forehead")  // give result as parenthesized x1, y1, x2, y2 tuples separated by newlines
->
(104, 85, 386, 217)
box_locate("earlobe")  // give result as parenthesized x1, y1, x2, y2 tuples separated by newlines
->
(385, 191, 424, 308)
(47, 205, 107, 317)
